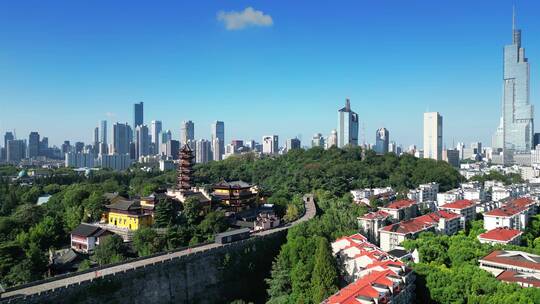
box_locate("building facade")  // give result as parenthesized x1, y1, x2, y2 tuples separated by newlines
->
(375, 127, 389, 154)
(423, 112, 443, 161)
(262, 135, 279, 155)
(337, 98, 359, 148)
(492, 13, 534, 153)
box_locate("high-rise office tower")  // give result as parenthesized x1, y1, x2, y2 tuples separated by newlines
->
(62, 141, 71, 154)
(150, 120, 162, 155)
(211, 121, 225, 161)
(93, 127, 99, 151)
(75, 142, 85, 153)
(7, 139, 26, 163)
(181, 121, 195, 145)
(195, 139, 212, 163)
(3, 132, 14, 160)
(28, 132, 40, 158)
(212, 138, 221, 161)
(327, 130, 338, 149)
(337, 98, 359, 148)
(286, 138, 301, 151)
(100, 120, 108, 145)
(165, 139, 180, 160)
(134, 102, 144, 129)
(423, 112, 443, 161)
(40, 137, 48, 157)
(161, 130, 172, 144)
(262, 135, 279, 155)
(113, 123, 131, 154)
(375, 128, 389, 154)
(312, 133, 325, 148)
(135, 125, 150, 160)
(492, 9, 533, 153)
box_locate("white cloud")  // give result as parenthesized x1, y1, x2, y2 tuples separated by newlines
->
(105, 112, 116, 118)
(217, 7, 273, 31)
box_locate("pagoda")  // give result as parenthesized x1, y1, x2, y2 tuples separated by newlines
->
(177, 144, 195, 191)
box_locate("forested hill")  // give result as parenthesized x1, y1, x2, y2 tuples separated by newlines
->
(195, 146, 463, 197)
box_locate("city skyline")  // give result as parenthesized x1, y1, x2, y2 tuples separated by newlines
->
(1, 1, 540, 147)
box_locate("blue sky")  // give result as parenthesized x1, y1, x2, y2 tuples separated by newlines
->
(0, 0, 539, 148)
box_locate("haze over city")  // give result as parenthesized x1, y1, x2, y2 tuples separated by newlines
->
(1, 0, 540, 147)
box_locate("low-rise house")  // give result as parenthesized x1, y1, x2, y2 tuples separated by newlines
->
(438, 199, 476, 228)
(483, 197, 536, 231)
(479, 250, 540, 287)
(254, 211, 280, 231)
(436, 189, 463, 206)
(379, 199, 417, 222)
(70, 223, 111, 253)
(478, 227, 523, 245)
(358, 210, 391, 245)
(331, 234, 390, 283)
(379, 211, 461, 252)
(324, 259, 414, 304)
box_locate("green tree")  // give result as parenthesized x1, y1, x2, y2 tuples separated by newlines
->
(132, 227, 164, 257)
(197, 211, 228, 239)
(93, 235, 126, 265)
(183, 197, 203, 226)
(154, 197, 176, 228)
(310, 238, 338, 303)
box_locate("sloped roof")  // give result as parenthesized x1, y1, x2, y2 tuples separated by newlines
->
(380, 199, 416, 210)
(440, 199, 475, 210)
(213, 180, 252, 189)
(478, 228, 522, 243)
(71, 223, 102, 237)
(480, 250, 540, 271)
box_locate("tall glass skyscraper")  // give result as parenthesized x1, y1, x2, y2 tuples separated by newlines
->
(211, 121, 225, 160)
(493, 10, 533, 153)
(337, 98, 359, 148)
(134, 102, 144, 129)
(375, 128, 389, 154)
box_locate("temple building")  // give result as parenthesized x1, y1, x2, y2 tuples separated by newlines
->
(167, 144, 212, 208)
(177, 144, 194, 191)
(212, 180, 258, 211)
(103, 198, 154, 230)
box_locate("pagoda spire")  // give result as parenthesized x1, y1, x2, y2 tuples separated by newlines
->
(176, 144, 195, 191)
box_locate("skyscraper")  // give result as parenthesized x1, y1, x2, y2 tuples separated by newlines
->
(327, 130, 338, 149)
(286, 138, 301, 151)
(135, 125, 150, 159)
(195, 139, 211, 163)
(492, 9, 533, 153)
(3, 132, 14, 160)
(337, 98, 359, 147)
(311, 133, 325, 148)
(7, 139, 26, 163)
(93, 127, 99, 152)
(113, 123, 131, 154)
(423, 112, 443, 161)
(134, 102, 144, 129)
(150, 120, 162, 155)
(375, 128, 389, 154)
(211, 121, 225, 161)
(100, 120, 108, 145)
(28, 132, 40, 158)
(262, 135, 279, 155)
(161, 130, 172, 144)
(181, 121, 195, 145)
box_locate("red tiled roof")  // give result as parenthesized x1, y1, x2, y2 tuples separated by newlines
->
(380, 210, 460, 235)
(484, 197, 534, 217)
(360, 210, 391, 220)
(478, 228, 522, 242)
(480, 250, 540, 272)
(325, 270, 394, 304)
(381, 199, 416, 210)
(496, 270, 540, 287)
(440, 199, 474, 210)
